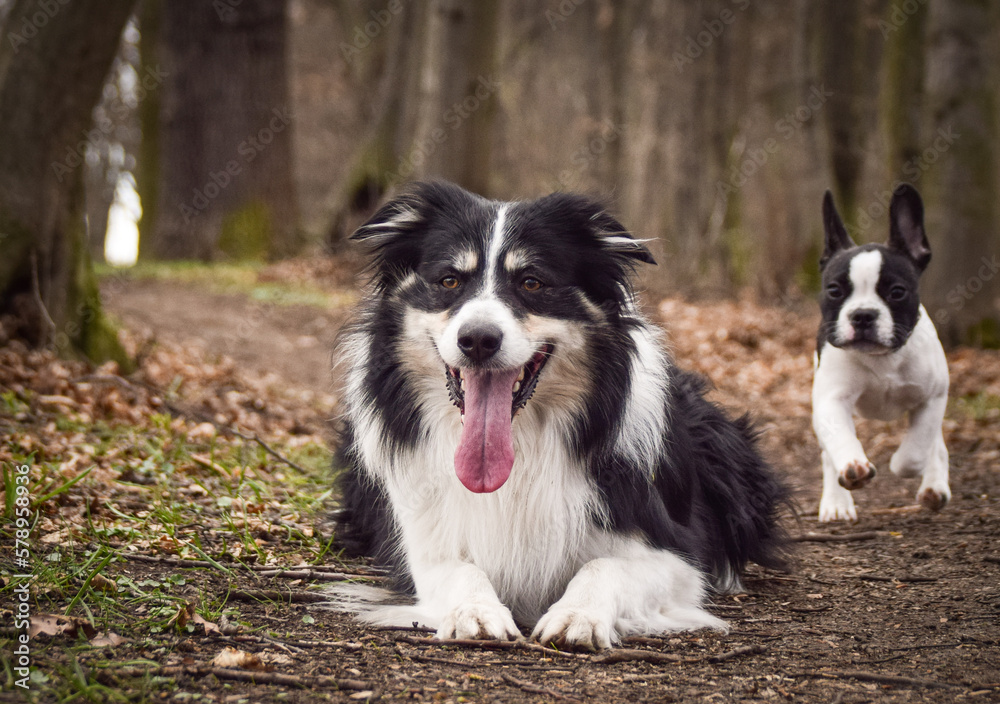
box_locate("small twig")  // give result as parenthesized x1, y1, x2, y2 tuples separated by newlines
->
(394, 636, 583, 660)
(787, 605, 832, 613)
(592, 648, 688, 665)
(227, 427, 312, 475)
(99, 665, 370, 690)
(500, 673, 583, 702)
(792, 531, 879, 543)
(411, 654, 481, 667)
(788, 670, 959, 689)
(869, 505, 922, 515)
(255, 568, 386, 583)
(227, 589, 331, 604)
(983, 556, 1000, 564)
(375, 625, 437, 634)
(853, 574, 937, 583)
(707, 643, 767, 663)
(231, 634, 363, 651)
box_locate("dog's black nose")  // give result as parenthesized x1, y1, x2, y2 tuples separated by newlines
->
(849, 309, 879, 328)
(457, 323, 503, 363)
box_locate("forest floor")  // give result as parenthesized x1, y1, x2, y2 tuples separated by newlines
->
(1, 257, 999, 703)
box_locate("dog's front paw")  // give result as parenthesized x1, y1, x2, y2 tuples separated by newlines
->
(532, 607, 614, 651)
(437, 601, 519, 641)
(917, 484, 950, 512)
(818, 491, 857, 522)
(838, 459, 876, 490)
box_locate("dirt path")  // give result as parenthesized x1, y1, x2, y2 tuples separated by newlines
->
(88, 274, 1000, 703)
(102, 277, 349, 393)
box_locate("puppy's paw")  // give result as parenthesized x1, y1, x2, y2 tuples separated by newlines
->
(818, 492, 857, 522)
(532, 607, 614, 651)
(890, 450, 923, 478)
(437, 601, 519, 641)
(917, 485, 950, 512)
(838, 459, 876, 490)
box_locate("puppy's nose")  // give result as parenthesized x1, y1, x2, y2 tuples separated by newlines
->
(849, 309, 879, 328)
(457, 322, 503, 363)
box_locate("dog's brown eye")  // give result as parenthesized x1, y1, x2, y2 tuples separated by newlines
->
(890, 285, 907, 301)
(441, 276, 460, 290)
(826, 284, 844, 300)
(522, 278, 543, 292)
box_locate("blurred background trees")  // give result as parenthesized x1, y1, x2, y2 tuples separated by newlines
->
(1, 0, 999, 357)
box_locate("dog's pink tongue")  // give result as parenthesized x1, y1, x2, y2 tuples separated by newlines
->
(454, 368, 519, 493)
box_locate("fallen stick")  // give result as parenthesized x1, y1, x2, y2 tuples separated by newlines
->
(227, 589, 331, 604)
(501, 673, 583, 702)
(792, 531, 879, 543)
(100, 665, 370, 690)
(394, 635, 584, 660)
(789, 670, 959, 689)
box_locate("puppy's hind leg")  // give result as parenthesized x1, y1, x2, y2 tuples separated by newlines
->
(916, 433, 950, 512)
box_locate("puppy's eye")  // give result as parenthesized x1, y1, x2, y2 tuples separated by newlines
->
(441, 276, 460, 290)
(522, 278, 543, 292)
(826, 284, 844, 300)
(889, 285, 907, 301)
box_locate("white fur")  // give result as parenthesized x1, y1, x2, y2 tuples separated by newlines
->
(339, 277, 727, 646)
(813, 306, 950, 521)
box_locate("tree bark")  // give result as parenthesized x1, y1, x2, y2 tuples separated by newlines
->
(0, 0, 136, 363)
(920, 0, 1000, 346)
(140, 0, 299, 261)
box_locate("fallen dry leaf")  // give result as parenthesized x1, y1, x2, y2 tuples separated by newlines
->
(211, 646, 271, 671)
(90, 631, 128, 647)
(29, 613, 97, 640)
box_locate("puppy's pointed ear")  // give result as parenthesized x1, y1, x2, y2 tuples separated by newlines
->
(821, 190, 854, 269)
(591, 210, 657, 265)
(888, 183, 931, 272)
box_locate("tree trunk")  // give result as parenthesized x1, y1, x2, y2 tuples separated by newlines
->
(0, 0, 136, 364)
(140, 0, 299, 261)
(920, 0, 1000, 347)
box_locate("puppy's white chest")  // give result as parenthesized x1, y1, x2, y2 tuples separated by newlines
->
(853, 375, 928, 421)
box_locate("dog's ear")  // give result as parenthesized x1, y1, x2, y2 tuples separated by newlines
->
(888, 183, 931, 272)
(587, 207, 656, 266)
(821, 190, 854, 269)
(351, 190, 426, 245)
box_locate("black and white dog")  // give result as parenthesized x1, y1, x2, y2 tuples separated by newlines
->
(335, 181, 786, 648)
(813, 184, 950, 522)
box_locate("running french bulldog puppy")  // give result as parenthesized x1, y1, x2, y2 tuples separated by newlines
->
(812, 184, 950, 522)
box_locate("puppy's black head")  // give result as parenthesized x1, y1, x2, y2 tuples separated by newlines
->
(818, 185, 930, 353)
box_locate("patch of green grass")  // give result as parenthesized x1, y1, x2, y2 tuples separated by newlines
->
(95, 260, 338, 309)
(951, 392, 1000, 421)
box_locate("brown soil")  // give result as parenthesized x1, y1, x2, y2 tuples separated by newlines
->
(27, 267, 1000, 701)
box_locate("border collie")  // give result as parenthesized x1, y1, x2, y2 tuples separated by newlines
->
(334, 181, 787, 649)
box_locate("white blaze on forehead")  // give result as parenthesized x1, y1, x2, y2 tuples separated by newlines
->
(838, 249, 894, 345)
(848, 250, 883, 295)
(484, 204, 510, 294)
